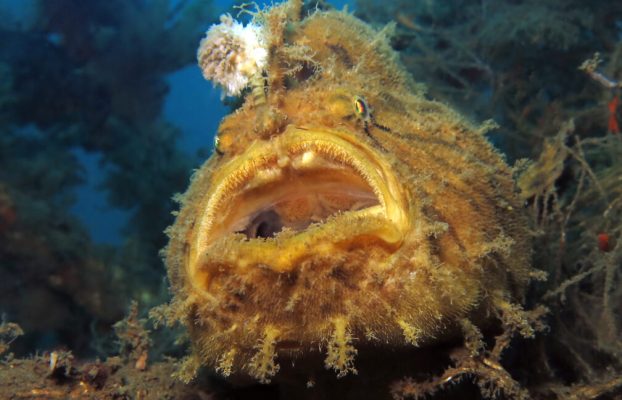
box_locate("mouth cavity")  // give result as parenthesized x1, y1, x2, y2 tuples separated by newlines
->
(230, 159, 382, 240)
(190, 127, 408, 274)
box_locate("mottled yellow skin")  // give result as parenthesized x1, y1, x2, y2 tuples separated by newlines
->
(164, 3, 532, 383)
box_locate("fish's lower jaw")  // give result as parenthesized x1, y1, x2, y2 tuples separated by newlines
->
(184, 234, 482, 384)
(187, 125, 409, 283)
(199, 211, 400, 274)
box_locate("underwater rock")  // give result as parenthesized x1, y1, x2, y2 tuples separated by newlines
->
(162, 0, 534, 384)
(0, 352, 206, 399)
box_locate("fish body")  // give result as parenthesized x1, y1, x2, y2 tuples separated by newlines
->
(164, 3, 532, 383)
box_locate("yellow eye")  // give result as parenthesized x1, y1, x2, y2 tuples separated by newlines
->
(353, 96, 369, 120)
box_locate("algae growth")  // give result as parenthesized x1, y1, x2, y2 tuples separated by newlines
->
(1, 0, 622, 399)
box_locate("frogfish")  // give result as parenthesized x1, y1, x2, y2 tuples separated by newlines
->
(162, 0, 534, 384)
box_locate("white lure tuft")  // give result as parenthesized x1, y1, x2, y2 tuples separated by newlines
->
(197, 14, 268, 97)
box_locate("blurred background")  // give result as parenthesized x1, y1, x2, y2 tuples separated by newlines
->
(0, 0, 353, 358)
(0, 0, 621, 396)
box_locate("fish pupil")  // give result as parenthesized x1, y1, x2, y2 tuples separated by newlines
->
(354, 96, 369, 119)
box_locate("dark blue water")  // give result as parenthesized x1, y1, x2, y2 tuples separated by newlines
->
(0, 0, 353, 245)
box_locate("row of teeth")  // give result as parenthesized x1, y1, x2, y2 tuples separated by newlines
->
(246, 150, 342, 190)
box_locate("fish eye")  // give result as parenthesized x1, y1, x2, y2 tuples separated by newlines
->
(214, 135, 223, 155)
(353, 96, 370, 120)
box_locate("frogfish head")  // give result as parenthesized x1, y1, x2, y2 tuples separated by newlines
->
(163, 1, 534, 383)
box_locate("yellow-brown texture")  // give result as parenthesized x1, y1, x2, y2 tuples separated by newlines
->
(163, 1, 534, 383)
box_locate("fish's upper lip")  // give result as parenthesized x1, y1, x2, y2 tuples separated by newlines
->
(187, 125, 409, 279)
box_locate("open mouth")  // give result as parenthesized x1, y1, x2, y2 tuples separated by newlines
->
(188, 126, 409, 278)
(230, 168, 381, 240)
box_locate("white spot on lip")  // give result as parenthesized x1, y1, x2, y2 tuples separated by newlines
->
(291, 150, 323, 170)
(301, 151, 316, 166)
